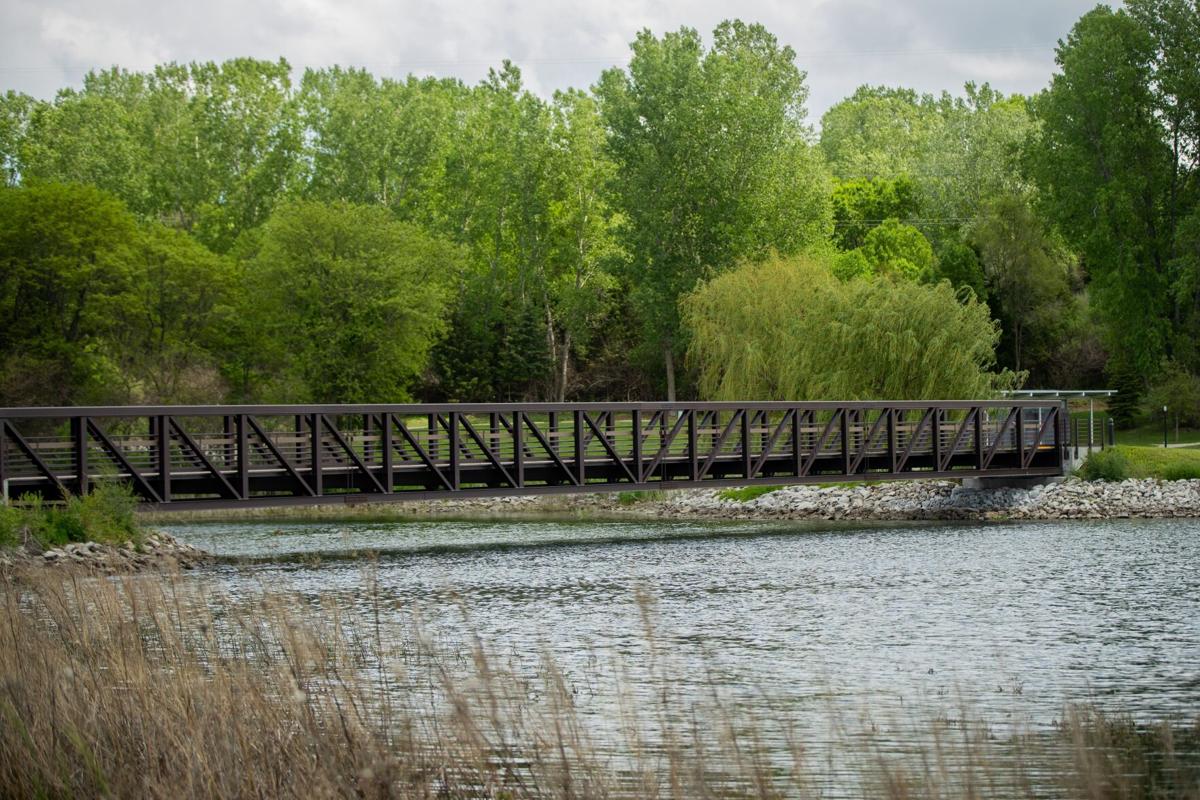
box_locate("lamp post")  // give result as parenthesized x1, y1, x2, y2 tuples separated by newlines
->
(1163, 405, 1169, 448)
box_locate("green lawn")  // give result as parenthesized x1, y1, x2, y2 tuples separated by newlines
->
(1064, 407, 1200, 448)
(1115, 422, 1200, 448)
(1078, 445, 1200, 481)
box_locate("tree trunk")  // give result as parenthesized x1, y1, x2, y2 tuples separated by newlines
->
(544, 304, 560, 400)
(558, 330, 571, 403)
(664, 342, 676, 402)
(1014, 322, 1022, 374)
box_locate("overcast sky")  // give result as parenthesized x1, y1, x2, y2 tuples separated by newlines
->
(1, 0, 1107, 120)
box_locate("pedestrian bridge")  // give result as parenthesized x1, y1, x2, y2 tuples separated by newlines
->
(0, 401, 1067, 510)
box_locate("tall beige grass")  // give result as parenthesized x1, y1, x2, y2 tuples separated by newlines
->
(0, 567, 1196, 799)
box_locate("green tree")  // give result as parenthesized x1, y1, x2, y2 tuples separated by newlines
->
(0, 183, 138, 404)
(972, 195, 1075, 374)
(1173, 207, 1200, 371)
(0, 91, 33, 186)
(819, 86, 940, 180)
(929, 238, 988, 301)
(431, 64, 559, 400)
(300, 68, 461, 222)
(858, 218, 935, 280)
(103, 225, 234, 403)
(1147, 361, 1200, 434)
(596, 20, 831, 399)
(244, 200, 461, 403)
(20, 75, 151, 212)
(175, 59, 303, 251)
(831, 249, 873, 281)
(18, 60, 303, 251)
(1028, 4, 1189, 377)
(919, 84, 1035, 231)
(830, 175, 919, 250)
(544, 89, 623, 400)
(820, 82, 1036, 252)
(682, 253, 1014, 401)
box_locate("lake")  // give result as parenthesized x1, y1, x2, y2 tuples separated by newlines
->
(160, 515, 1200, 792)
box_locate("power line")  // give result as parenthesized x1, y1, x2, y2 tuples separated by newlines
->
(0, 43, 1061, 73)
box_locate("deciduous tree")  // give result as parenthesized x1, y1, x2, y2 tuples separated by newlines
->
(245, 200, 462, 403)
(683, 253, 1014, 401)
(597, 20, 831, 398)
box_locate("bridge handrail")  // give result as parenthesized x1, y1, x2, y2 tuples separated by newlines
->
(0, 398, 1064, 419)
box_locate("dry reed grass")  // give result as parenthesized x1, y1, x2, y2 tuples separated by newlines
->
(0, 567, 1197, 799)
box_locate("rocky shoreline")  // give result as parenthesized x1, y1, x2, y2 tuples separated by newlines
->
(145, 477, 1200, 524)
(652, 477, 1200, 521)
(0, 531, 212, 573)
(10, 478, 1194, 572)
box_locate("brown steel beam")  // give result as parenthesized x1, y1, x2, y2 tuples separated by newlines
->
(0, 400, 1068, 507)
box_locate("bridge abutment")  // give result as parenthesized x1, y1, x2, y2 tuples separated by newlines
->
(960, 475, 1066, 491)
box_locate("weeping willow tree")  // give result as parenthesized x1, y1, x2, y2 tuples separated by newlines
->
(682, 253, 1019, 400)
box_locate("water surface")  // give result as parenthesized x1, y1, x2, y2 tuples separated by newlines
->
(160, 515, 1200, 733)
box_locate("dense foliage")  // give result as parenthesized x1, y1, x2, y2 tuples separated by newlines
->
(0, 483, 141, 549)
(1, 4, 1198, 411)
(682, 254, 1013, 400)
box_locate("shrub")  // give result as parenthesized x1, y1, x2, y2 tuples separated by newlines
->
(0, 483, 143, 550)
(0, 503, 22, 548)
(1160, 462, 1200, 481)
(76, 481, 140, 544)
(717, 485, 784, 503)
(617, 490, 665, 505)
(1077, 448, 1130, 482)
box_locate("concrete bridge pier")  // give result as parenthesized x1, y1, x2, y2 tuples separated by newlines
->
(961, 475, 1066, 490)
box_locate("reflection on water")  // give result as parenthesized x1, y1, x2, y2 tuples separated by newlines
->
(160, 515, 1200, 766)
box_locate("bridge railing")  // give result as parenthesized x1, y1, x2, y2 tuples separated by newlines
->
(0, 401, 1066, 508)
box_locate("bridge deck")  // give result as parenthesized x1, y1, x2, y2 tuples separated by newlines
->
(0, 401, 1066, 509)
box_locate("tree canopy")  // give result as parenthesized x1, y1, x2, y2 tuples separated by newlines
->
(683, 254, 1014, 401)
(595, 20, 831, 398)
(1, 6, 1198, 414)
(1027, 0, 1199, 379)
(241, 200, 461, 403)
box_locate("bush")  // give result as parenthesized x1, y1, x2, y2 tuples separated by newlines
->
(1080, 445, 1200, 481)
(0, 483, 143, 550)
(0, 503, 22, 548)
(617, 490, 666, 505)
(1160, 462, 1200, 481)
(1076, 448, 1130, 482)
(75, 481, 140, 544)
(717, 485, 784, 503)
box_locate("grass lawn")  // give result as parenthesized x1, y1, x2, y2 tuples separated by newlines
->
(1063, 406, 1200, 448)
(1080, 445, 1200, 480)
(1114, 422, 1200, 448)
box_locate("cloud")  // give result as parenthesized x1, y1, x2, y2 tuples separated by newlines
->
(39, 8, 170, 72)
(0, 0, 1102, 117)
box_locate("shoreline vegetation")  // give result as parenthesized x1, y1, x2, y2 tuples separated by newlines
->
(2, 567, 1198, 799)
(0, 483, 209, 571)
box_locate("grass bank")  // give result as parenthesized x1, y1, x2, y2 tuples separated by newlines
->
(1116, 422, 1200, 448)
(1078, 445, 1200, 481)
(1, 569, 1197, 798)
(0, 483, 144, 551)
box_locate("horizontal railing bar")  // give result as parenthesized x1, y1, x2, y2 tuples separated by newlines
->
(0, 399, 1064, 418)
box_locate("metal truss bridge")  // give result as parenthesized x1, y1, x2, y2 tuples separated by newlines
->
(0, 401, 1067, 510)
